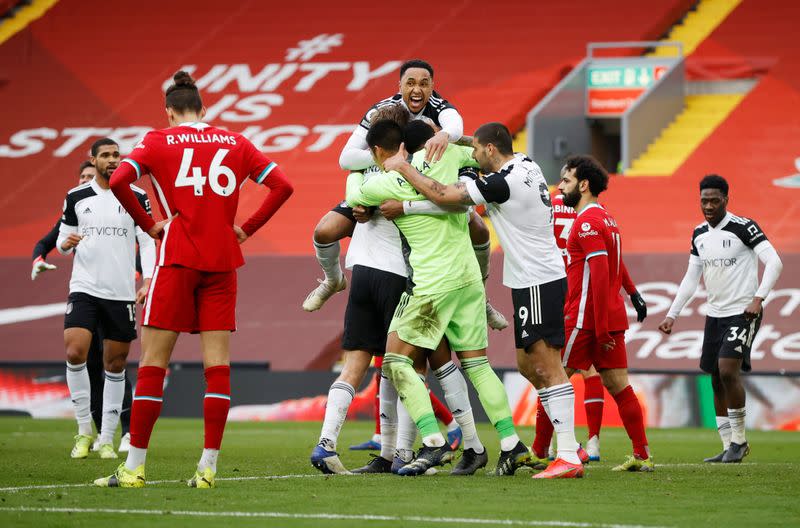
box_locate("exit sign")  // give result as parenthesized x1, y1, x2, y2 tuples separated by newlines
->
(588, 66, 668, 89)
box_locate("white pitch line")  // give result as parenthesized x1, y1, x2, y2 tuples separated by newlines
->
(0, 473, 325, 493)
(0, 506, 671, 528)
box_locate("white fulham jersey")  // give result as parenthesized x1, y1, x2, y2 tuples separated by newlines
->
(345, 167, 407, 278)
(58, 178, 156, 301)
(689, 212, 771, 317)
(465, 156, 565, 289)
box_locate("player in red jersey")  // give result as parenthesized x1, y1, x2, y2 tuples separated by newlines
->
(94, 71, 293, 488)
(552, 155, 653, 472)
(531, 190, 648, 464)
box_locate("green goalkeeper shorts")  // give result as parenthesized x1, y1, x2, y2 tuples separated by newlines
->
(388, 279, 488, 352)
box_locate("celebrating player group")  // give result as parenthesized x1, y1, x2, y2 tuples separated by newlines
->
(47, 57, 781, 487)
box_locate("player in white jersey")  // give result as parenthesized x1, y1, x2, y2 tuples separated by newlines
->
(659, 175, 783, 463)
(310, 104, 482, 476)
(58, 138, 156, 460)
(303, 59, 507, 331)
(386, 122, 585, 479)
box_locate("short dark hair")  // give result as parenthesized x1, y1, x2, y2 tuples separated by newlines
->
(400, 59, 434, 79)
(90, 138, 118, 157)
(564, 155, 609, 196)
(474, 122, 513, 156)
(369, 103, 411, 128)
(366, 119, 403, 152)
(403, 120, 435, 154)
(78, 160, 94, 175)
(699, 174, 729, 196)
(166, 70, 203, 113)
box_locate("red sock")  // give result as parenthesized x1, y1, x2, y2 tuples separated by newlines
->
(531, 398, 554, 458)
(204, 365, 231, 450)
(429, 390, 453, 426)
(613, 385, 649, 459)
(584, 375, 605, 439)
(373, 370, 381, 435)
(129, 366, 166, 449)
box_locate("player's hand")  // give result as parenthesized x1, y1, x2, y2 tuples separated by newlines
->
(424, 130, 450, 163)
(630, 291, 647, 322)
(148, 214, 177, 240)
(600, 336, 616, 352)
(379, 200, 405, 221)
(31, 256, 57, 281)
(233, 225, 248, 244)
(352, 205, 373, 223)
(744, 297, 763, 320)
(383, 142, 410, 173)
(136, 278, 151, 304)
(60, 233, 83, 251)
(658, 317, 675, 335)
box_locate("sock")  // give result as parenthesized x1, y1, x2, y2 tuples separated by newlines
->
(429, 390, 454, 427)
(203, 366, 231, 451)
(546, 383, 581, 464)
(378, 373, 398, 461)
(613, 385, 649, 460)
(373, 371, 381, 436)
(313, 239, 343, 282)
(716, 416, 732, 450)
(126, 366, 166, 471)
(435, 361, 483, 453)
(66, 361, 93, 436)
(318, 380, 355, 451)
(121, 376, 133, 436)
(532, 392, 554, 458)
(396, 397, 418, 451)
(473, 242, 491, 280)
(99, 370, 126, 445)
(382, 353, 442, 445)
(198, 448, 219, 473)
(727, 407, 746, 445)
(461, 356, 518, 450)
(583, 375, 604, 439)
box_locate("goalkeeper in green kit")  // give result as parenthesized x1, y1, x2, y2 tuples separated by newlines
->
(346, 119, 530, 476)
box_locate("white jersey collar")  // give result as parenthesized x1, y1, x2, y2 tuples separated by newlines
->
(90, 177, 109, 193)
(709, 211, 732, 230)
(178, 122, 210, 129)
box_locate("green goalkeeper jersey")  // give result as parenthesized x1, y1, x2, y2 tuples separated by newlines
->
(345, 144, 481, 295)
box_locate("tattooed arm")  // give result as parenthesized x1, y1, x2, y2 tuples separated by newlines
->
(384, 149, 476, 206)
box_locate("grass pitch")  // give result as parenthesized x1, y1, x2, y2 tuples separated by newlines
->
(0, 418, 798, 527)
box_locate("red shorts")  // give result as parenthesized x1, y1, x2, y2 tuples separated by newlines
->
(143, 265, 237, 333)
(561, 327, 627, 371)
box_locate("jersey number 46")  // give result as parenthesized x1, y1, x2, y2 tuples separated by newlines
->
(175, 148, 236, 197)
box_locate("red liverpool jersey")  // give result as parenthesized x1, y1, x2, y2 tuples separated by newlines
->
(564, 203, 628, 336)
(121, 123, 279, 272)
(552, 194, 576, 267)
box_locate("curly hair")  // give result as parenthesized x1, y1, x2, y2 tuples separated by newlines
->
(564, 155, 609, 196)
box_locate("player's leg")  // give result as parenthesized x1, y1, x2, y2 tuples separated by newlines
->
(303, 207, 354, 312)
(119, 373, 133, 452)
(468, 211, 507, 331)
(581, 366, 604, 461)
(349, 364, 382, 451)
(600, 359, 652, 472)
(64, 293, 98, 458)
(390, 355, 429, 472)
(86, 330, 104, 449)
(701, 316, 730, 461)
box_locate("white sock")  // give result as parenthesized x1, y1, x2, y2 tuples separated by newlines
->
(500, 434, 521, 452)
(546, 383, 581, 464)
(313, 239, 343, 283)
(318, 381, 355, 451)
(378, 374, 398, 461)
(473, 242, 491, 280)
(198, 448, 219, 472)
(66, 361, 92, 436)
(396, 397, 417, 451)
(125, 446, 147, 471)
(445, 419, 459, 432)
(434, 361, 484, 453)
(727, 407, 746, 445)
(716, 416, 732, 450)
(99, 370, 125, 445)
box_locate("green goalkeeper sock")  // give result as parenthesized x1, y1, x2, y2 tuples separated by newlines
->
(382, 353, 440, 440)
(461, 356, 519, 447)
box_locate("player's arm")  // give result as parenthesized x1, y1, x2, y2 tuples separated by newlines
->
(620, 258, 647, 322)
(378, 199, 468, 221)
(56, 194, 81, 255)
(424, 107, 464, 163)
(110, 159, 157, 235)
(384, 146, 478, 206)
(658, 254, 703, 334)
(134, 191, 156, 280)
(586, 250, 613, 349)
(339, 127, 375, 171)
(239, 151, 294, 239)
(31, 217, 61, 280)
(737, 220, 783, 319)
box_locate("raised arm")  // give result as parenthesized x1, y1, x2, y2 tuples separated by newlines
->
(338, 127, 375, 171)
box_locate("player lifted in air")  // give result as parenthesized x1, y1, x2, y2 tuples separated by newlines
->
(59, 139, 155, 461)
(95, 71, 293, 488)
(659, 174, 782, 463)
(349, 119, 528, 476)
(303, 59, 507, 331)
